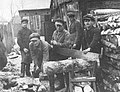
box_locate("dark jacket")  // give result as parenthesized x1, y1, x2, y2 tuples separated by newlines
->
(82, 26, 101, 53)
(17, 27, 32, 51)
(17, 27, 32, 64)
(69, 19, 83, 49)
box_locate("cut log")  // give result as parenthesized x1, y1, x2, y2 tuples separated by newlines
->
(43, 59, 96, 75)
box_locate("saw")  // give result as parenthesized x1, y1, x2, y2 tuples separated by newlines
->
(54, 47, 100, 62)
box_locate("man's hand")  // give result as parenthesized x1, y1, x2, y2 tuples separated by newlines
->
(51, 40, 57, 45)
(83, 48, 91, 54)
(72, 44, 76, 49)
(23, 48, 29, 53)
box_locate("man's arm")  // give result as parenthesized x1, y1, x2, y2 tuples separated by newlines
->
(17, 31, 24, 50)
(58, 31, 70, 48)
(89, 28, 101, 49)
(83, 28, 100, 54)
(29, 42, 37, 61)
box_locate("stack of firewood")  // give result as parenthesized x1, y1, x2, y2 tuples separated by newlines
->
(101, 15, 120, 92)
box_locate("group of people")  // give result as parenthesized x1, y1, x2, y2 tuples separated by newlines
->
(17, 12, 101, 91)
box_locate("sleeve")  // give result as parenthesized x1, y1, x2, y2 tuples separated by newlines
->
(51, 31, 56, 41)
(29, 42, 37, 61)
(17, 31, 24, 50)
(42, 42, 50, 62)
(89, 28, 101, 49)
(58, 31, 70, 48)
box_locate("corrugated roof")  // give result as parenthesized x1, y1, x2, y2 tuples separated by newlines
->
(20, 0, 51, 10)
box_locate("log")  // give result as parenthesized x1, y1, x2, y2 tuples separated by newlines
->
(43, 59, 96, 75)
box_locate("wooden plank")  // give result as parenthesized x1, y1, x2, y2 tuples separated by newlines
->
(71, 77, 96, 83)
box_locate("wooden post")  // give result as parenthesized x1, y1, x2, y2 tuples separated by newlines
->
(63, 4, 70, 31)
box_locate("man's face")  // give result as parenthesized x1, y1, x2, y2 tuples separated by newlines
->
(30, 38, 40, 46)
(55, 22, 64, 32)
(69, 16, 74, 22)
(84, 19, 94, 28)
(21, 21, 28, 28)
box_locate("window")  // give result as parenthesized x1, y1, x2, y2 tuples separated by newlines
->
(30, 15, 41, 30)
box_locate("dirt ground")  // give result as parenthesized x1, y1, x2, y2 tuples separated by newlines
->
(0, 54, 49, 92)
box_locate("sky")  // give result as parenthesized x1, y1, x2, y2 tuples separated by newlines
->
(0, 0, 20, 21)
(0, 0, 51, 22)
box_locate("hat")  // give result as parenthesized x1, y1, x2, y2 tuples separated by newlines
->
(21, 19, 28, 23)
(29, 33, 40, 40)
(83, 14, 95, 21)
(54, 18, 65, 25)
(67, 12, 75, 17)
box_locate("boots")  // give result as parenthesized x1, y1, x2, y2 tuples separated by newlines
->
(20, 63, 25, 77)
(26, 64, 31, 77)
(55, 73, 65, 91)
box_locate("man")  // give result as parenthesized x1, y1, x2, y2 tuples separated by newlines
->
(82, 14, 101, 54)
(0, 33, 7, 70)
(67, 12, 83, 50)
(50, 18, 70, 91)
(29, 33, 52, 77)
(17, 18, 32, 77)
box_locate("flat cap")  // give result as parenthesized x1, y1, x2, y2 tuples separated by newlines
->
(21, 17, 28, 23)
(54, 18, 65, 24)
(83, 14, 95, 21)
(29, 33, 40, 40)
(67, 12, 75, 17)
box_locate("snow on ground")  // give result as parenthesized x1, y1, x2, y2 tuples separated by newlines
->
(0, 54, 49, 92)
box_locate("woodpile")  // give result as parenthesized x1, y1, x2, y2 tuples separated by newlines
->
(101, 14, 120, 92)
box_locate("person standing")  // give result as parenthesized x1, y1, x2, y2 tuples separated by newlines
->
(67, 12, 83, 50)
(17, 19, 32, 77)
(29, 33, 52, 77)
(50, 18, 70, 91)
(0, 33, 7, 70)
(82, 14, 101, 54)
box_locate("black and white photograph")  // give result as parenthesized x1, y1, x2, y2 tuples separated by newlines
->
(1, 0, 120, 92)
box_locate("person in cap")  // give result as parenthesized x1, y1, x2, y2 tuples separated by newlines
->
(51, 18, 70, 48)
(29, 33, 52, 77)
(67, 12, 83, 50)
(17, 18, 32, 77)
(82, 14, 101, 54)
(50, 18, 70, 91)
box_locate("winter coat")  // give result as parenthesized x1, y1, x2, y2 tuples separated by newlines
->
(17, 27, 32, 51)
(82, 26, 101, 53)
(17, 27, 32, 64)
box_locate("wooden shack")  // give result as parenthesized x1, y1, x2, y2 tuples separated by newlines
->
(18, 0, 55, 43)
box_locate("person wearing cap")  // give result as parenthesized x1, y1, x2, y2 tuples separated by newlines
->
(17, 18, 32, 77)
(82, 14, 101, 54)
(51, 19, 70, 48)
(67, 12, 83, 50)
(50, 18, 70, 91)
(29, 33, 52, 77)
